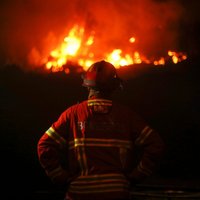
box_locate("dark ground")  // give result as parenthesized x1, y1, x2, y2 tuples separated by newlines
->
(1, 58, 200, 199)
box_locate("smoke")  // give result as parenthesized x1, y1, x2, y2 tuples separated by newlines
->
(0, 0, 77, 67)
(0, 0, 195, 69)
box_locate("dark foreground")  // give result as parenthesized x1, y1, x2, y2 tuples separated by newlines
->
(1, 59, 200, 199)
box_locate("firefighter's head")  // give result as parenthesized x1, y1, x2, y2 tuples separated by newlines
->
(82, 60, 123, 95)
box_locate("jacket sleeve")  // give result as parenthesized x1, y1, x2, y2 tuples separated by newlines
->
(129, 114, 165, 183)
(37, 110, 71, 185)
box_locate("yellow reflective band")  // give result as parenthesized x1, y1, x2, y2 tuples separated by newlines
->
(69, 183, 129, 194)
(47, 166, 64, 179)
(69, 138, 132, 176)
(88, 102, 112, 106)
(46, 127, 66, 147)
(76, 145, 88, 176)
(139, 129, 152, 144)
(88, 99, 112, 106)
(81, 147, 88, 175)
(71, 173, 126, 183)
(68, 173, 129, 194)
(135, 126, 153, 145)
(88, 99, 112, 103)
(69, 138, 132, 150)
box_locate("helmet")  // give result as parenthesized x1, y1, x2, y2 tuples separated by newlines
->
(82, 60, 122, 92)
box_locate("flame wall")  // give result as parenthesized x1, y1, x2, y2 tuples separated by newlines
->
(0, 0, 199, 69)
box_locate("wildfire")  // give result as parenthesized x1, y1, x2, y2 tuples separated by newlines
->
(42, 24, 187, 73)
(168, 50, 187, 64)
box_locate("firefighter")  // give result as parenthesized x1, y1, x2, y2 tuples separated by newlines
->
(37, 60, 165, 200)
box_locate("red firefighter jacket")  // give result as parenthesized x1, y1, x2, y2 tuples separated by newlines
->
(37, 98, 165, 200)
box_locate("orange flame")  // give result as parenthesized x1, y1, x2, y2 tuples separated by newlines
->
(41, 24, 187, 73)
(168, 50, 187, 64)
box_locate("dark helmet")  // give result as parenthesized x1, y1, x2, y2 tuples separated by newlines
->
(82, 60, 122, 92)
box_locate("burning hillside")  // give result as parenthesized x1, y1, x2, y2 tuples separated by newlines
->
(30, 25, 187, 73)
(28, 24, 187, 74)
(1, 0, 198, 73)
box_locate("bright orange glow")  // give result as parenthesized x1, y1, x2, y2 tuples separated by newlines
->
(154, 57, 165, 66)
(106, 49, 135, 68)
(78, 59, 93, 71)
(133, 52, 142, 64)
(129, 37, 136, 43)
(168, 50, 187, 64)
(63, 32, 81, 55)
(86, 36, 94, 46)
(38, 25, 187, 73)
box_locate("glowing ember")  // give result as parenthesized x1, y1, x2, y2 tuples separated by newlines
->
(154, 57, 165, 66)
(168, 50, 187, 64)
(42, 25, 187, 73)
(129, 37, 136, 43)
